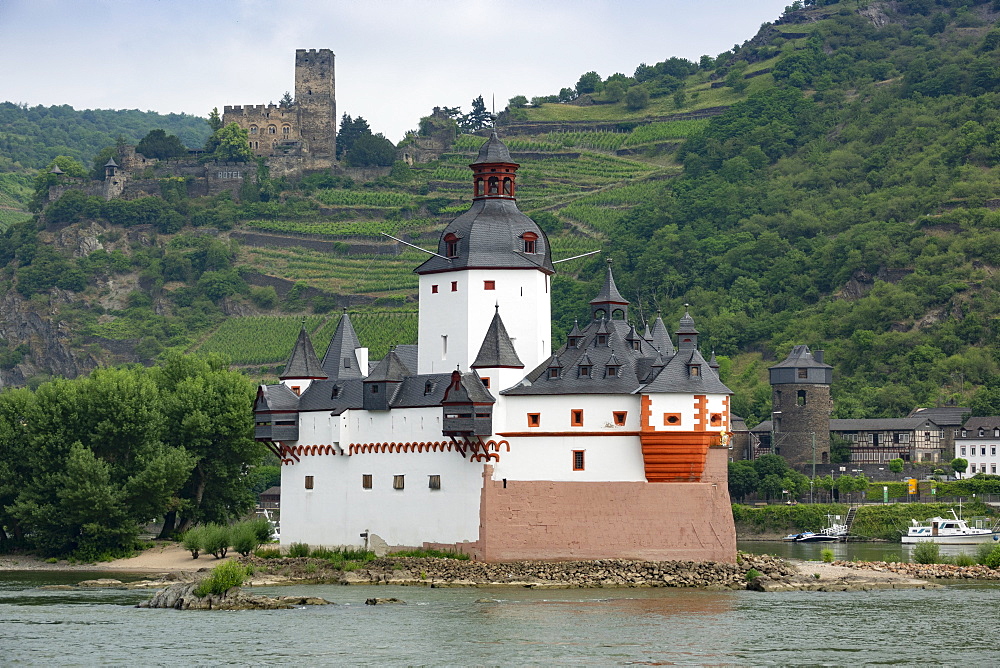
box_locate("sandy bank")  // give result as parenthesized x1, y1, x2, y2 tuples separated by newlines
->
(0, 543, 224, 574)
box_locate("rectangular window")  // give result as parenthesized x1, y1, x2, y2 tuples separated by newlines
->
(481, 377, 490, 388)
(663, 413, 681, 426)
(431, 284, 439, 294)
(304, 475, 314, 490)
(573, 450, 585, 471)
(362, 474, 372, 489)
(993, 446, 996, 456)
(442, 335, 448, 359)
(571, 409, 584, 427)
(291, 386, 301, 396)
(451, 281, 458, 292)
(393, 475, 405, 490)
(983, 447, 988, 456)
(613, 411, 627, 426)
(429, 475, 441, 490)
(484, 280, 495, 290)
(797, 368, 808, 378)
(527, 413, 540, 427)
(961, 446, 967, 456)
(970, 464, 977, 473)
(993, 464, 997, 474)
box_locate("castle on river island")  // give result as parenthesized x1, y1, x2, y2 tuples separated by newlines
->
(254, 132, 736, 562)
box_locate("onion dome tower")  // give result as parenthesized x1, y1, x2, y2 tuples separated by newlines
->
(415, 131, 553, 375)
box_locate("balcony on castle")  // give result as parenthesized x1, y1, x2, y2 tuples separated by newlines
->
(255, 421, 299, 442)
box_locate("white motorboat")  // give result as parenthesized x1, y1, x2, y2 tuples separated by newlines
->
(901, 511, 1000, 544)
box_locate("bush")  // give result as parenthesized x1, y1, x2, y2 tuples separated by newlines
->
(954, 553, 976, 567)
(182, 526, 205, 559)
(388, 548, 470, 560)
(975, 541, 995, 565)
(230, 522, 259, 558)
(983, 544, 1000, 569)
(248, 516, 275, 544)
(820, 549, 834, 563)
(288, 542, 310, 558)
(194, 561, 250, 597)
(254, 547, 282, 559)
(913, 542, 941, 564)
(202, 523, 231, 559)
(745, 568, 761, 582)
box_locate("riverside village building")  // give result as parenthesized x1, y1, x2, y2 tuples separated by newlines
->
(254, 133, 736, 562)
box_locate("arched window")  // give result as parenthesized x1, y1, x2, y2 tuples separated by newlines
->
(268, 125, 277, 134)
(797, 390, 807, 406)
(522, 231, 538, 254)
(474, 178, 482, 197)
(503, 177, 512, 195)
(250, 126, 258, 135)
(282, 125, 290, 135)
(611, 308, 625, 320)
(444, 233, 459, 258)
(594, 308, 607, 321)
(488, 176, 499, 194)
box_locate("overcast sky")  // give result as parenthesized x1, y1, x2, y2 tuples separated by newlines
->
(1, 1, 791, 142)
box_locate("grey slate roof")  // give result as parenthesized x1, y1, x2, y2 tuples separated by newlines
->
(279, 326, 328, 380)
(442, 370, 496, 405)
(255, 383, 300, 412)
(960, 416, 1000, 432)
(415, 198, 554, 274)
(639, 348, 732, 395)
(294, 371, 490, 413)
(105, 157, 118, 167)
(590, 262, 629, 306)
(830, 418, 940, 431)
(297, 378, 364, 414)
(365, 349, 411, 382)
(392, 344, 419, 373)
(909, 406, 969, 426)
(471, 131, 515, 165)
(472, 309, 523, 368)
(771, 345, 832, 369)
(320, 313, 364, 380)
(647, 314, 674, 355)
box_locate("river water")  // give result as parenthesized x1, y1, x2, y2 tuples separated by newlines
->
(2, 558, 998, 666)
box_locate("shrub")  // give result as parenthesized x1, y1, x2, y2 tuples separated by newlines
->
(254, 547, 282, 559)
(821, 549, 834, 563)
(954, 553, 976, 567)
(913, 542, 941, 565)
(388, 548, 469, 560)
(745, 568, 761, 582)
(182, 526, 205, 559)
(249, 516, 276, 544)
(230, 522, 260, 558)
(194, 561, 250, 597)
(984, 544, 1000, 570)
(288, 542, 310, 558)
(202, 523, 231, 559)
(309, 547, 337, 560)
(975, 542, 995, 565)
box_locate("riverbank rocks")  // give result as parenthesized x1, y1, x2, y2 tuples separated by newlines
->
(137, 582, 332, 610)
(365, 597, 405, 605)
(832, 560, 1000, 580)
(245, 553, 793, 590)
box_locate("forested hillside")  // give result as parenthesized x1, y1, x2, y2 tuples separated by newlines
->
(6, 0, 1000, 428)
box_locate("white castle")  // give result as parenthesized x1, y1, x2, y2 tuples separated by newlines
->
(254, 133, 736, 562)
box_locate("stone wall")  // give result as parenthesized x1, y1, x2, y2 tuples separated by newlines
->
(473, 449, 736, 563)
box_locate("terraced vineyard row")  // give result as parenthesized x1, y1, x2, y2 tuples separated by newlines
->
(245, 218, 426, 237)
(243, 247, 423, 296)
(195, 311, 419, 365)
(315, 190, 417, 208)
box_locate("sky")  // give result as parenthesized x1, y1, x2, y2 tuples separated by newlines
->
(0, 0, 792, 142)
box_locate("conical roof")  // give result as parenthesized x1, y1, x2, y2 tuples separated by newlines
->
(321, 312, 363, 380)
(648, 313, 674, 355)
(472, 308, 524, 368)
(471, 131, 515, 165)
(590, 259, 629, 306)
(280, 325, 328, 379)
(677, 307, 698, 334)
(105, 157, 119, 168)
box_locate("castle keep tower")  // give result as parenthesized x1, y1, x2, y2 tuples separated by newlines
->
(294, 49, 336, 160)
(769, 345, 833, 470)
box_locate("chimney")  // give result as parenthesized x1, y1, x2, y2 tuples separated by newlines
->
(814, 349, 824, 364)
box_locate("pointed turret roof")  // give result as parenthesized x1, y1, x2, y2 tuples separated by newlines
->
(590, 258, 629, 307)
(105, 157, 119, 168)
(569, 319, 583, 337)
(279, 325, 328, 380)
(472, 308, 524, 368)
(675, 306, 699, 351)
(50, 165, 64, 175)
(647, 312, 674, 355)
(321, 311, 363, 380)
(364, 349, 411, 382)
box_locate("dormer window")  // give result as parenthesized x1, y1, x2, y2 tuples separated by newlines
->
(689, 365, 701, 377)
(994, 428, 999, 438)
(331, 384, 341, 398)
(424, 380, 434, 395)
(979, 428, 985, 437)
(962, 430, 968, 438)
(548, 367, 561, 379)
(596, 334, 608, 346)
(522, 232, 538, 254)
(579, 365, 591, 378)
(631, 340, 641, 351)
(568, 336, 581, 348)
(606, 366, 620, 378)
(444, 233, 459, 258)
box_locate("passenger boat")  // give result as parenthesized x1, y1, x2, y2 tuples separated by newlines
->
(782, 515, 848, 542)
(901, 511, 1000, 544)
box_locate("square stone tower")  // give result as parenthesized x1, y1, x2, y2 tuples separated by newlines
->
(294, 49, 336, 160)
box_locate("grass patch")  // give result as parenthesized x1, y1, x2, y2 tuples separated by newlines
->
(388, 548, 471, 560)
(194, 561, 251, 597)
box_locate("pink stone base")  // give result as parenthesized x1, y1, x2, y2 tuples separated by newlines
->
(474, 449, 736, 563)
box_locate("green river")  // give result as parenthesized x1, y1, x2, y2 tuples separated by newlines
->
(2, 544, 997, 666)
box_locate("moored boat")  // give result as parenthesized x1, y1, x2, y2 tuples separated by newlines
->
(901, 511, 1000, 544)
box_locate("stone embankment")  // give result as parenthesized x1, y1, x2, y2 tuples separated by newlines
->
(244, 553, 793, 590)
(831, 560, 1000, 580)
